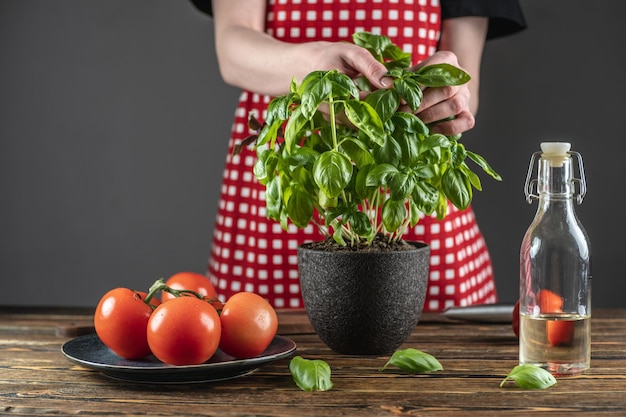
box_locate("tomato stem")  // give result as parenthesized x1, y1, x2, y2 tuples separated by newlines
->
(144, 278, 223, 312)
(143, 279, 165, 308)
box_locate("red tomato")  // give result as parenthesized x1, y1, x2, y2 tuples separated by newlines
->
(147, 296, 221, 365)
(536, 290, 573, 346)
(94, 288, 154, 359)
(547, 319, 575, 346)
(512, 299, 520, 338)
(537, 289, 563, 313)
(219, 292, 278, 359)
(161, 271, 217, 302)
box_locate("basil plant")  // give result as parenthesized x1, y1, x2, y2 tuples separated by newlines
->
(241, 32, 500, 247)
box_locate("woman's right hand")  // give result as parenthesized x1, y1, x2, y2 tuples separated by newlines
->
(304, 41, 393, 90)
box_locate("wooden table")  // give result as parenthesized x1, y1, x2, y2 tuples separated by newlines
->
(1, 306, 625, 416)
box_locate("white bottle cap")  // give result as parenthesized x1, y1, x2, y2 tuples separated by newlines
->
(540, 142, 571, 166)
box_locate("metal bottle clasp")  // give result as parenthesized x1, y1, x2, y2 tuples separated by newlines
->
(523, 150, 587, 205)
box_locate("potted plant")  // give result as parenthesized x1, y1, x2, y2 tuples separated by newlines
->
(236, 32, 501, 355)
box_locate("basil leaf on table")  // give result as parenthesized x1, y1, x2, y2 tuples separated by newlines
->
(500, 364, 557, 390)
(380, 348, 443, 373)
(289, 356, 333, 391)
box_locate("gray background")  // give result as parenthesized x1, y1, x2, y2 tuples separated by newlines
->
(1, 1, 624, 308)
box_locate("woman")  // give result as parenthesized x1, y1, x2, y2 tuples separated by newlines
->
(191, 0, 525, 311)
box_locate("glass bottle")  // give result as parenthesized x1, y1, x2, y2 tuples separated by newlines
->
(519, 142, 591, 375)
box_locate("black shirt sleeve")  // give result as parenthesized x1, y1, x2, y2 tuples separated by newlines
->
(440, 0, 527, 39)
(190, 0, 212, 16)
(189, 0, 527, 39)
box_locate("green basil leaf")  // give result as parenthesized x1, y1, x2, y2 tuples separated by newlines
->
(393, 76, 423, 112)
(354, 164, 376, 199)
(365, 89, 400, 123)
(313, 126, 335, 151)
(394, 131, 420, 167)
(318, 189, 337, 209)
(408, 197, 421, 227)
(313, 150, 352, 199)
(253, 148, 270, 184)
(420, 133, 451, 153)
(365, 163, 399, 187)
(380, 348, 443, 373)
(344, 99, 386, 146)
(500, 365, 557, 390)
(341, 137, 375, 168)
(297, 70, 325, 96)
(351, 32, 411, 69)
(256, 119, 282, 148)
(460, 163, 482, 191)
(289, 356, 333, 392)
(411, 181, 439, 215)
(256, 150, 282, 187)
(299, 74, 331, 120)
(450, 142, 467, 169)
(373, 135, 401, 166)
(283, 106, 309, 154)
(466, 150, 502, 181)
(353, 75, 372, 92)
(352, 31, 392, 61)
(382, 198, 406, 233)
(389, 171, 414, 201)
(285, 185, 313, 228)
(265, 93, 294, 126)
(292, 165, 315, 191)
(413, 63, 471, 87)
(391, 112, 429, 136)
(325, 70, 359, 99)
(382, 45, 412, 69)
(412, 162, 437, 179)
(348, 211, 374, 237)
(442, 167, 472, 209)
(331, 220, 347, 246)
(286, 147, 320, 169)
(289, 76, 298, 94)
(264, 177, 282, 222)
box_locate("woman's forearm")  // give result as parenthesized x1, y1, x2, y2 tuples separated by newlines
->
(212, 0, 328, 96)
(214, 25, 324, 96)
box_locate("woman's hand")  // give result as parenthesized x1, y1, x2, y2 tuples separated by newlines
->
(307, 41, 393, 90)
(407, 50, 475, 136)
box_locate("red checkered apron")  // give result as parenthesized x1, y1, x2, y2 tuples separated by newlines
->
(207, 0, 498, 311)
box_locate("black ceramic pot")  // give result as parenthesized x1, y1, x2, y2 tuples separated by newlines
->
(297, 242, 430, 355)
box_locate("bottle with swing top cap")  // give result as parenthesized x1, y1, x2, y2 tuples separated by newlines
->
(519, 142, 591, 375)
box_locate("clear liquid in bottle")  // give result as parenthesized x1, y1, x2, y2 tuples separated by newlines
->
(520, 313, 590, 375)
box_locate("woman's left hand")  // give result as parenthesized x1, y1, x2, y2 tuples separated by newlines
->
(406, 50, 475, 136)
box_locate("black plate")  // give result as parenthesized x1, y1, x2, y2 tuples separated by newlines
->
(62, 334, 296, 384)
